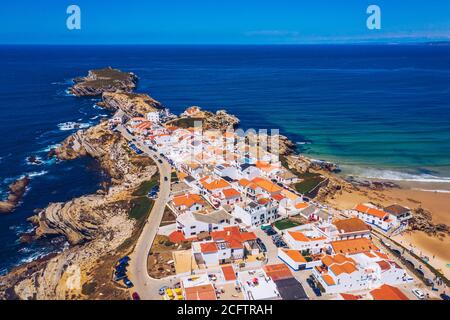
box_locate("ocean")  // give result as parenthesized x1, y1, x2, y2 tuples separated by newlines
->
(0, 44, 449, 273)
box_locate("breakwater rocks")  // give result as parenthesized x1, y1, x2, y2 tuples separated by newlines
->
(69, 67, 137, 97)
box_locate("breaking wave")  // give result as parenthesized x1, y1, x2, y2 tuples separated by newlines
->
(341, 166, 450, 183)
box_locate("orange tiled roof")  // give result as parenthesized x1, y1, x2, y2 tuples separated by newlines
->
(200, 176, 230, 191)
(295, 202, 309, 210)
(251, 177, 283, 194)
(330, 238, 378, 254)
(200, 242, 218, 253)
(370, 284, 409, 300)
(322, 274, 336, 286)
(221, 265, 236, 281)
(282, 250, 307, 263)
(354, 204, 388, 219)
(185, 284, 217, 300)
(238, 178, 251, 187)
(263, 263, 293, 281)
(333, 217, 370, 233)
(288, 231, 310, 242)
(222, 188, 241, 199)
(340, 293, 360, 300)
(173, 193, 206, 208)
(210, 226, 256, 248)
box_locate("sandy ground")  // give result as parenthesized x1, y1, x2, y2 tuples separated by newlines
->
(326, 185, 450, 279)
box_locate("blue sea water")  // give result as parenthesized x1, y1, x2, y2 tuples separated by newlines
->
(0, 44, 450, 272)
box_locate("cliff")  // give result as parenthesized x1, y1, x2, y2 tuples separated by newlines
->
(100, 91, 163, 117)
(69, 67, 137, 97)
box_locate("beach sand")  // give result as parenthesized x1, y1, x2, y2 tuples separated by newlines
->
(326, 185, 450, 279)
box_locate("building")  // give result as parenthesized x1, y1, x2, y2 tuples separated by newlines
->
(330, 238, 378, 255)
(233, 200, 278, 227)
(278, 249, 323, 271)
(172, 193, 206, 214)
(332, 217, 371, 240)
(384, 204, 412, 224)
(176, 209, 234, 237)
(191, 226, 258, 267)
(313, 251, 412, 294)
(180, 273, 217, 300)
(349, 203, 397, 232)
(369, 284, 409, 300)
(237, 268, 281, 300)
(146, 111, 160, 123)
(282, 224, 329, 254)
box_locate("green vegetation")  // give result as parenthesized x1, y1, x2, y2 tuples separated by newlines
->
(132, 174, 160, 196)
(171, 171, 179, 183)
(294, 172, 325, 195)
(274, 218, 302, 230)
(129, 197, 154, 220)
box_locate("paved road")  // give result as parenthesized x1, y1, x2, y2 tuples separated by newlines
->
(116, 124, 172, 299)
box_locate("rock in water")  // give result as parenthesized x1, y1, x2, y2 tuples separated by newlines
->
(0, 176, 30, 213)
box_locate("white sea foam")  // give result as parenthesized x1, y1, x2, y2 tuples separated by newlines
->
(341, 166, 450, 183)
(57, 122, 91, 131)
(26, 170, 48, 178)
(412, 188, 450, 194)
(41, 143, 61, 152)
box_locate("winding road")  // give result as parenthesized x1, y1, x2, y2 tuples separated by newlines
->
(116, 124, 173, 299)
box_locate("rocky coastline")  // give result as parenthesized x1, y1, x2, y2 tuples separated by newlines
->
(1, 67, 447, 299)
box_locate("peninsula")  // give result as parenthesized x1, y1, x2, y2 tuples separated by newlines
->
(0, 68, 448, 301)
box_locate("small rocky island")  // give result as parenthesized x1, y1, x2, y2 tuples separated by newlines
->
(69, 67, 138, 96)
(0, 176, 30, 214)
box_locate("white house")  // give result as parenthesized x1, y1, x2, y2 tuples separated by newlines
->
(176, 209, 234, 237)
(233, 200, 278, 227)
(282, 224, 329, 254)
(313, 252, 412, 294)
(146, 111, 160, 123)
(348, 203, 397, 232)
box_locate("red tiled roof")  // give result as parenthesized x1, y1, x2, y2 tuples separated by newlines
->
(370, 284, 409, 300)
(200, 242, 218, 253)
(185, 284, 217, 300)
(263, 263, 293, 281)
(221, 265, 236, 281)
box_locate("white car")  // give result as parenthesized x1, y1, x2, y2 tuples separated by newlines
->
(412, 288, 426, 300)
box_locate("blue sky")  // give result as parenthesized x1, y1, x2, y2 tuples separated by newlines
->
(1, 0, 449, 44)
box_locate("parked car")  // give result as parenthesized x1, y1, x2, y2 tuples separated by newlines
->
(256, 238, 267, 252)
(158, 159, 163, 164)
(412, 288, 425, 300)
(119, 256, 130, 264)
(424, 278, 434, 287)
(306, 278, 315, 289)
(114, 272, 127, 282)
(164, 176, 168, 181)
(159, 286, 168, 295)
(132, 292, 141, 300)
(440, 293, 450, 300)
(313, 287, 322, 297)
(123, 277, 134, 288)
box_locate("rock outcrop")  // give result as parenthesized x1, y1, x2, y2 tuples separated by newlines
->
(69, 67, 137, 97)
(100, 91, 163, 117)
(410, 208, 450, 237)
(0, 176, 30, 213)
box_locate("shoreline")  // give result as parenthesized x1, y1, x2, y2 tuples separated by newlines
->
(1, 67, 448, 298)
(324, 179, 450, 279)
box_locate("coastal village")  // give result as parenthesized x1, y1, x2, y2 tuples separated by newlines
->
(0, 68, 448, 301)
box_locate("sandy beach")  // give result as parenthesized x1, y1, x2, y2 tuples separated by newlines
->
(325, 183, 450, 279)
